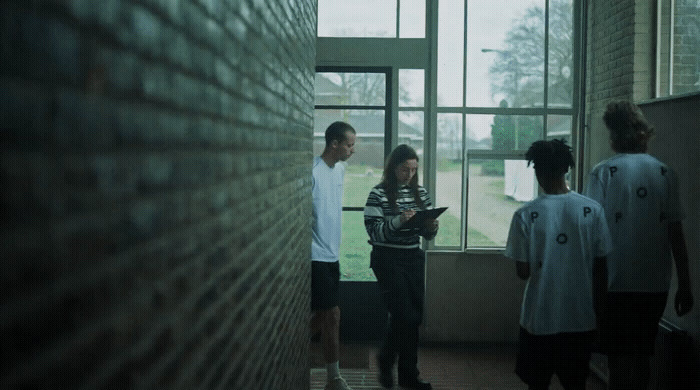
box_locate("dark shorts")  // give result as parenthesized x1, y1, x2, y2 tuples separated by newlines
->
(311, 261, 340, 311)
(516, 327, 596, 388)
(600, 291, 668, 356)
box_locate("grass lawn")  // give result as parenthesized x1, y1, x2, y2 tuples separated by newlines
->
(339, 163, 509, 281)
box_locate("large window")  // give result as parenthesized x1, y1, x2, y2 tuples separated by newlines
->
(317, 0, 580, 252)
(656, 0, 700, 97)
(437, 0, 575, 249)
(318, 0, 426, 38)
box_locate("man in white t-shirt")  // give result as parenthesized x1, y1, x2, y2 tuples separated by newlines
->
(311, 121, 356, 390)
(505, 139, 612, 390)
(584, 101, 693, 390)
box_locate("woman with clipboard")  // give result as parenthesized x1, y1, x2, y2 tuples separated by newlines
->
(363, 144, 442, 390)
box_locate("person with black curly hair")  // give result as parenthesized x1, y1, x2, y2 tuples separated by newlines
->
(506, 139, 612, 390)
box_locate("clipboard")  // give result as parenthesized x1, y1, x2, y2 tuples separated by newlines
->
(402, 207, 448, 229)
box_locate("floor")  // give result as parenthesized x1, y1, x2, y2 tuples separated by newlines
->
(310, 342, 607, 390)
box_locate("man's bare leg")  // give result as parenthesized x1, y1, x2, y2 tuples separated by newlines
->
(320, 306, 340, 364)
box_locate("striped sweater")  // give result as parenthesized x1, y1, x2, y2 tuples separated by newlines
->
(364, 183, 436, 248)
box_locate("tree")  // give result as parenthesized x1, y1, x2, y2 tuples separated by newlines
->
(317, 72, 414, 107)
(437, 114, 462, 160)
(491, 100, 516, 151)
(487, 0, 573, 108)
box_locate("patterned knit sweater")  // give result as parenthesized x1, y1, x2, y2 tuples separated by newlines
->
(364, 183, 436, 249)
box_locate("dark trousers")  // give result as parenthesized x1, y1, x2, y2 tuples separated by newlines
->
(371, 246, 425, 381)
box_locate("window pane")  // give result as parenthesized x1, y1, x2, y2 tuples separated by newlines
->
(655, 0, 699, 97)
(315, 109, 385, 208)
(399, 69, 425, 107)
(467, 158, 536, 248)
(398, 111, 424, 184)
(318, 0, 397, 38)
(466, 114, 544, 151)
(467, 0, 545, 108)
(671, 0, 700, 95)
(546, 115, 571, 142)
(548, 0, 573, 108)
(437, 0, 464, 106)
(435, 114, 463, 247)
(315, 73, 386, 106)
(340, 211, 376, 281)
(656, 0, 672, 97)
(399, 0, 425, 38)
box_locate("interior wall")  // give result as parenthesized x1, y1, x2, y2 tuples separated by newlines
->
(585, 0, 700, 360)
(0, 1, 316, 388)
(638, 93, 700, 351)
(583, 0, 652, 175)
(423, 251, 525, 343)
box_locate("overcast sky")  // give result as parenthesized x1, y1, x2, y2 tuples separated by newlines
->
(318, 0, 541, 140)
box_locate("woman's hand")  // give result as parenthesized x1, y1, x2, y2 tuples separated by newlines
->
(424, 218, 439, 232)
(399, 209, 416, 224)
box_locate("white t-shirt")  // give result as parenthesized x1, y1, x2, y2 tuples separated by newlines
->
(505, 192, 612, 335)
(584, 153, 684, 292)
(311, 156, 346, 262)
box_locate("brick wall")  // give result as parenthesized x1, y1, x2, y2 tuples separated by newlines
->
(584, 0, 654, 172)
(673, 0, 700, 94)
(1, 1, 315, 389)
(585, 0, 700, 378)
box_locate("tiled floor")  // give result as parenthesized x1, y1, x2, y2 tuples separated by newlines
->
(311, 343, 607, 390)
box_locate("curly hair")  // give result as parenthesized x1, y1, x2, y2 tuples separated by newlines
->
(603, 100, 654, 152)
(525, 139, 574, 178)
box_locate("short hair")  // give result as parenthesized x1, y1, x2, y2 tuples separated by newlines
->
(603, 100, 654, 152)
(325, 121, 356, 146)
(525, 139, 574, 178)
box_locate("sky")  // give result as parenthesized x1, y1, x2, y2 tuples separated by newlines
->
(317, 0, 542, 140)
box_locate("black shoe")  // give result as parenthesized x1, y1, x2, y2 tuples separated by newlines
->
(378, 369, 393, 388)
(398, 377, 432, 390)
(376, 354, 394, 388)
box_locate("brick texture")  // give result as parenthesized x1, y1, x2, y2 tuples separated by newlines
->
(1, 1, 315, 389)
(584, 0, 654, 171)
(673, 0, 700, 95)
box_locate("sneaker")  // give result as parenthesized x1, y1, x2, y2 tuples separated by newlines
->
(325, 376, 352, 390)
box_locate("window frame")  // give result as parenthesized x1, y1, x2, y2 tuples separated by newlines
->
(314, 66, 393, 212)
(463, 149, 536, 251)
(316, 0, 584, 252)
(655, 0, 700, 97)
(317, 0, 426, 38)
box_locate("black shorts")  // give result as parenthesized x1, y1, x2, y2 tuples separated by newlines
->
(600, 291, 668, 356)
(516, 327, 596, 388)
(311, 261, 340, 311)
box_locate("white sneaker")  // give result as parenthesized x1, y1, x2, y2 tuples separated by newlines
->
(325, 376, 352, 390)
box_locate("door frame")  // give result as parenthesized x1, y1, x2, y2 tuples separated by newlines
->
(315, 66, 393, 342)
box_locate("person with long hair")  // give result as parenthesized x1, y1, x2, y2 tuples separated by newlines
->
(364, 144, 439, 390)
(584, 101, 693, 390)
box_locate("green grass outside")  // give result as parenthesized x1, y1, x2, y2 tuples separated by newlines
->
(339, 210, 495, 281)
(437, 158, 462, 172)
(339, 163, 503, 281)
